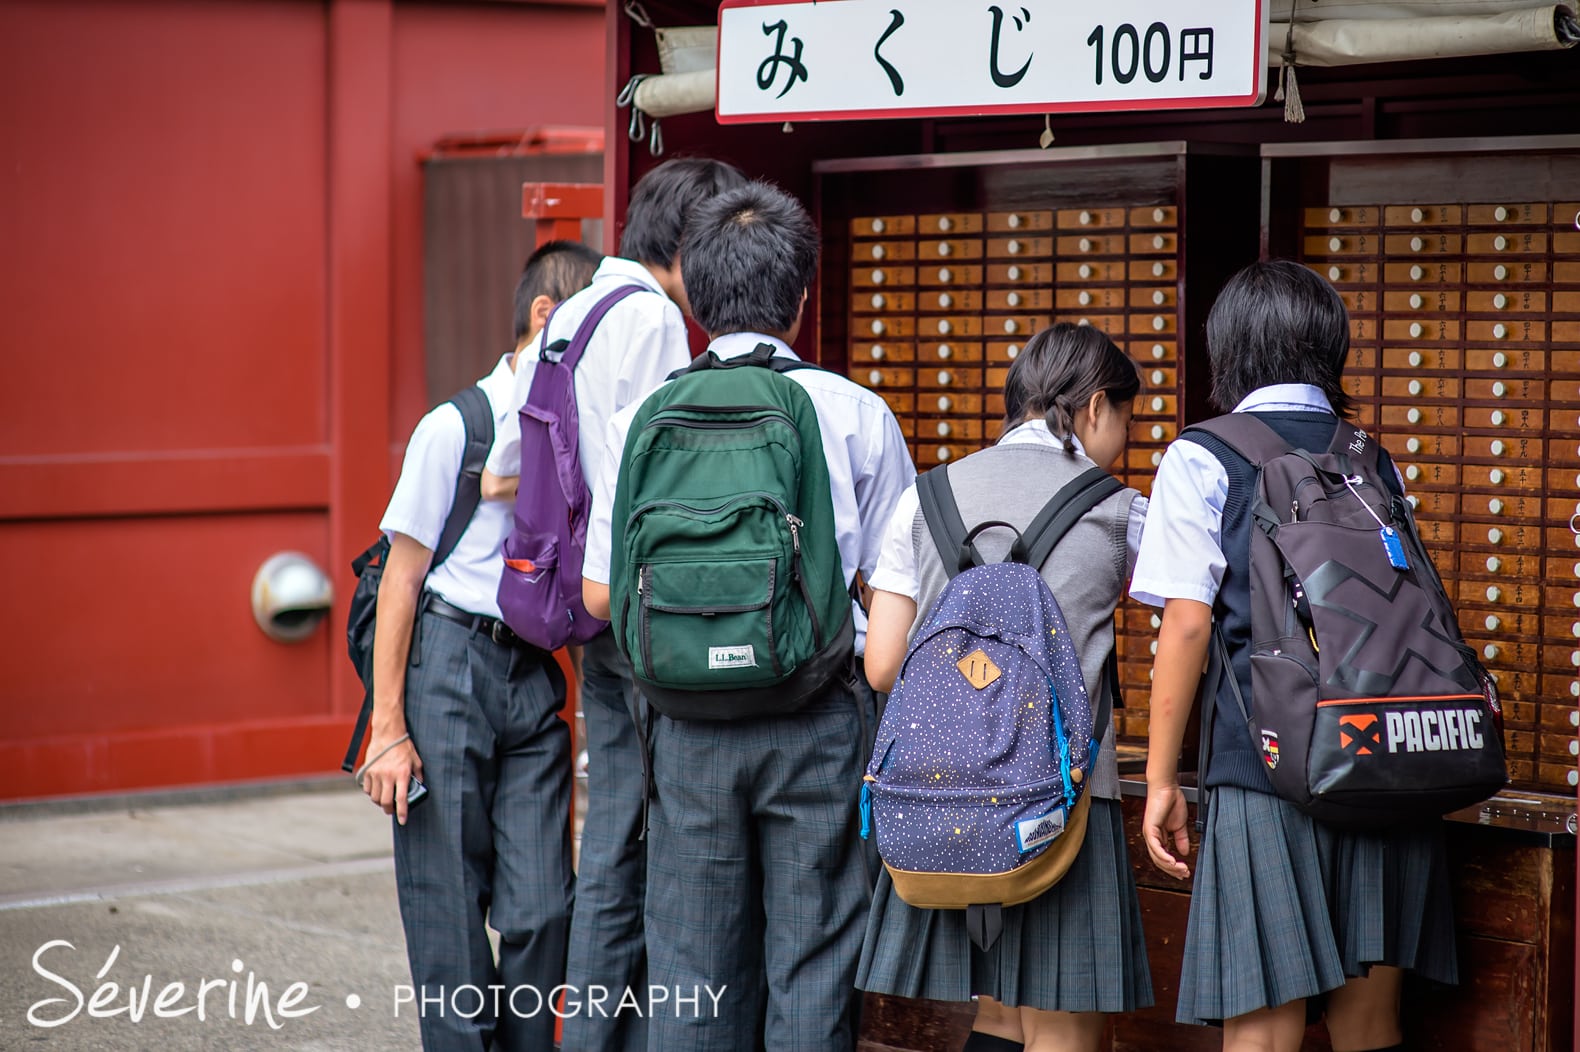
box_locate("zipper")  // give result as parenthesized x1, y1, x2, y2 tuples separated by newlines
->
(764, 562, 781, 675)
(626, 491, 790, 531)
(638, 565, 654, 675)
(788, 513, 824, 649)
(642, 406, 800, 442)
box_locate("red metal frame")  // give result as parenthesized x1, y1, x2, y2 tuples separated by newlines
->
(714, 0, 1268, 124)
(522, 181, 605, 247)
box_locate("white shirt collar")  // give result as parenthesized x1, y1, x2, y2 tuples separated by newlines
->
(708, 331, 801, 361)
(1232, 384, 1333, 414)
(998, 418, 1090, 460)
(483, 353, 516, 401)
(591, 255, 669, 296)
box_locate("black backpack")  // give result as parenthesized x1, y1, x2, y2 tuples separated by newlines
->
(341, 385, 493, 771)
(1191, 414, 1507, 827)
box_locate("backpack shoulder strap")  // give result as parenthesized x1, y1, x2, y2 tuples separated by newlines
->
(1184, 413, 1293, 467)
(1323, 418, 1386, 478)
(673, 342, 822, 380)
(544, 283, 651, 372)
(431, 384, 494, 569)
(1010, 467, 1125, 570)
(915, 465, 979, 579)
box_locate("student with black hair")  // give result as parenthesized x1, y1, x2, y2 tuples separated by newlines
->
(480, 156, 747, 1052)
(360, 239, 601, 1052)
(580, 180, 915, 1052)
(855, 323, 1154, 1052)
(1132, 260, 1456, 1052)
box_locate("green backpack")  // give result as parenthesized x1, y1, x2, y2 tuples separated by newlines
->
(609, 343, 854, 720)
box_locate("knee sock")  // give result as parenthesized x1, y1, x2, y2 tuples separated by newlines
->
(961, 1032, 1024, 1052)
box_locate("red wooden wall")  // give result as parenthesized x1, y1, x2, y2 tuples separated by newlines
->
(0, 0, 604, 800)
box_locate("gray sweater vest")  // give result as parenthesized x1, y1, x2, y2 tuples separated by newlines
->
(908, 443, 1138, 800)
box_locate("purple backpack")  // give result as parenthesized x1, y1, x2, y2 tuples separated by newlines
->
(860, 466, 1120, 949)
(498, 284, 650, 651)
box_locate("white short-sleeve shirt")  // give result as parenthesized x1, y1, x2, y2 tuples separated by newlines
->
(868, 420, 1149, 602)
(380, 354, 518, 618)
(582, 331, 917, 653)
(1129, 384, 1340, 609)
(485, 257, 691, 499)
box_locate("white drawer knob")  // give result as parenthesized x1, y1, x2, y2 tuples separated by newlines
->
(1569, 770, 1579, 788)
(1153, 261, 1167, 277)
(1153, 290, 1167, 306)
(1007, 239, 1022, 255)
(1153, 208, 1167, 223)
(1007, 213, 1023, 229)
(1489, 469, 1505, 484)
(1407, 495, 1420, 509)
(1152, 316, 1167, 331)
(1493, 324, 1508, 339)
(1490, 440, 1506, 455)
(1078, 291, 1093, 306)
(1077, 318, 1090, 326)
(1153, 234, 1167, 250)
(1329, 265, 1343, 281)
(1078, 264, 1092, 278)
(1150, 614, 1162, 629)
(937, 344, 952, 359)
(1405, 465, 1421, 481)
(871, 345, 885, 360)
(1151, 344, 1166, 360)
(937, 370, 952, 385)
(1079, 210, 1093, 225)
(868, 369, 883, 385)
(1494, 264, 1509, 280)
(1410, 264, 1425, 281)
(939, 267, 953, 283)
(1329, 236, 1344, 252)
(1151, 451, 1163, 466)
(937, 421, 951, 437)
(1410, 293, 1424, 309)
(938, 319, 952, 334)
(1487, 557, 1501, 573)
(1329, 207, 1343, 223)
(871, 269, 886, 285)
(1079, 238, 1093, 252)
(1410, 236, 1425, 252)
(1006, 292, 1021, 307)
(1495, 235, 1509, 251)
(1005, 266, 1020, 281)
(1486, 615, 1501, 632)
(1006, 344, 1020, 359)
(1491, 410, 1507, 426)
(871, 319, 886, 335)
(1411, 207, 1425, 223)
(1151, 396, 1166, 412)
(1409, 351, 1424, 367)
(1572, 682, 1580, 699)
(1407, 408, 1422, 424)
(1495, 206, 1510, 221)
(1408, 380, 1423, 396)
(1493, 352, 1508, 368)
(1493, 381, 1507, 397)
(1488, 528, 1502, 545)
(1409, 322, 1424, 338)
(938, 216, 953, 232)
(1494, 293, 1508, 310)
(1151, 369, 1166, 385)
(1488, 498, 1504, 515)
(871, 294, 886, 309)
(937, 446, 952, 461)
(1004, 319, 1019, 334)
(1484, 644, 1499, 660)
(1486, 586, 1502, 602)
(937, 396, 952, 411)
(1407, 437, 1421, 453)
(872, 244, 886, 260)
(939, 293, 953, 308)
(1150, 424, 1166, 440)
(871, 218, 886, 234)
(938, 241, 953, 257)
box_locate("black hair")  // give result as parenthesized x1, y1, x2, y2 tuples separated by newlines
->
(619, 157, 748, 267)
(1001, 322, 1141, 454)
(1206, 259, 1354, 417)
(512, 240, 602, 340)
(680, 181, 818, 337)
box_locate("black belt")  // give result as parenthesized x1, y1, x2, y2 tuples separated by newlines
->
(422, 593, 544, 656)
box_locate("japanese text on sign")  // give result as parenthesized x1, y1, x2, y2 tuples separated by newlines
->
(717, 0, 1266, 123)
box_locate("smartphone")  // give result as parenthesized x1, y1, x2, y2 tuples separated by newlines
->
(406, 775, 429, 809)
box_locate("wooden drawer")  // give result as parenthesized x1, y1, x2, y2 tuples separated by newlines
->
(1384, 403, 1460, 431)
(1385, 346, 1462, 372)
(1464, 608, 1543, 637)
(1132, 419, 1178, 444)
(1399, 461, 1460, 488)
(916, 416, 984, 442)
(917, 238, 983, 262)
(1130, 258, 1178, 282)
(989, 315, 1049, 339)
(1305, 233, 1376, 256)
(917, 213, 983, 235)
(852, 265, 916, 288)
(1488, 668, 1541, 696)
(915, 441, 981, 468)
(1063, 314, 1126, 336)
(1467, 347, 1546, 372)
(919, 391, 982, 415)
(1461, 578, 1542, 608)
(857, 366, 915, 389)
(1383, 317, 1460, 341)
(1351, 316, 1382, 342)
(1382, 376, 1462, 400)
(987, 210, 1053, 233)
(1466, 231, 1549, 255)
(986, 235, 1052, 259)
(854, 240, 915, 263)
(1383, 204, 1463, 226)
(1127, 445, 1166, 473)
(1129, 232, 1177, 255)
(1467, 289, 1547, 313)
(1057, 260, 1126, 283)
(1338, 289, 1379, 313)
(916, 365, 983, 391)
(1472, 639, 1538, 668)
(1467, 203, 1549, 224)
(1467, 260, 1548, 284)
(986, 366, 1010, 390)
(851, 342, 915, 364)
(1467, 319, 1547, 344)
(852, 291, 915, 313)
(1056, 207, 1126, 229)
(1056, 287, 1125, 310)
(1411, 512, 1459, 546)
(985, 288, 1051, 311)
(1141, 365, 1177, 391)
(1557, 261, 1580, 285)
(860, 316, 914, 339)
(1304, 205, 1381, 227)
(1465, 376, 1544, 402)
(1319, 261, 1377, 285)
(1406, 486, 1459, 518)
(916, 289, 981, 312)
(1129, 205, 1177, 227)
(851, 215, 915, 237)
(1350, 346, 1379, 369)
(1555, 291, 1580, 313)
(920, 315, 982, 338)
(1537, 731, 1578, 764)
(1384, 261, 1463, 284)
(985, 393, 1006, 419)
(876, 391, 913, 416)
(918, 341, 984, 364)
(1057, 234, 1127, 256)
(1384, 289, 1462, 312)
(1557, 231, 1580, 254)
(1340, 373, 1377, 400)
(1130, 287, 1177, 310)
(986, 262, 1054, 286)
(1463, 491, 1543, 520)
(1397, 432, 1461, 458)
(1385, 231, 1463, 255)
(1549, 437, 1580, 465)
(1128, 313, 1177, 336)
(1552, 321, 1580, 343)
(1548, 464, 1580, 492)
(1134, 393, 1177, 419)
(916, 264, 983, 286)
(1466, 405, 1543, 430)
(985, 341, 1026, 364)
(1133, 340, 1178, 363)
(1461, 462, 1543, 491)
(1459, 550, 1540, 578)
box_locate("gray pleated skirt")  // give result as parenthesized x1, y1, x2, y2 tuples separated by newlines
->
(855, 797, 1154, 1014)
(1177, 785, 1459, 1025)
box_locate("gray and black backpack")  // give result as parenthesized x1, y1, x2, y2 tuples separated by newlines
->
(1192, 414, 1507, 827)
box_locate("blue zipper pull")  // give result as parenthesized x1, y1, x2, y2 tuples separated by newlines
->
(859, 780, 873, 840)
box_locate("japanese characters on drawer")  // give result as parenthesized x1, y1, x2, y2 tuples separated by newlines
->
(1302, 193, 1580, 796)
(849, 203, 1182, 744)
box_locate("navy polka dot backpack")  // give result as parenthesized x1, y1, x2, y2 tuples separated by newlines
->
(860, 465, 1120, 950)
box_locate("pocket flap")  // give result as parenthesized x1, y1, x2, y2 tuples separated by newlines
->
(644, 558, 773, 614)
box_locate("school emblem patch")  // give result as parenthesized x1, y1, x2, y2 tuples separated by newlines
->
(1261, 730, 1281, 770)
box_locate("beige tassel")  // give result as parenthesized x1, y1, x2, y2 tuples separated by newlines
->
(1281, 58, 1307, 124)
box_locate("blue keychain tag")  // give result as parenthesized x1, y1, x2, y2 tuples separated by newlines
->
(1380, 526, 1410, 571)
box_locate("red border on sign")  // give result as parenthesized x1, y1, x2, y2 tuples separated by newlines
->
(715, 0, 1267, 124)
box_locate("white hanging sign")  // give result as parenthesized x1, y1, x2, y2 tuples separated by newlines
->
(717, 0, 1268, 124)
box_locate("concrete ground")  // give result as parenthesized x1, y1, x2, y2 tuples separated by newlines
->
(0, 781, 424, 1050)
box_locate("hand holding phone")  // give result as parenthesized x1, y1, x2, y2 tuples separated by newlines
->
(406, 775, 429, 809)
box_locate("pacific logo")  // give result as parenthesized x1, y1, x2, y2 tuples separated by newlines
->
(1341, 707, 1485, 754)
